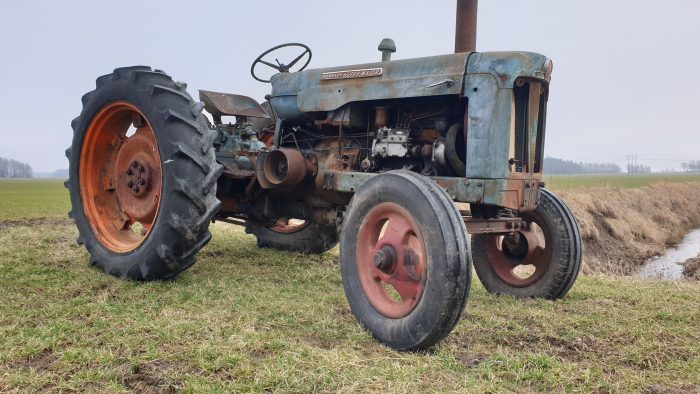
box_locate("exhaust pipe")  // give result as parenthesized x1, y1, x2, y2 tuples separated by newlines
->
(455, 0, 478, 53)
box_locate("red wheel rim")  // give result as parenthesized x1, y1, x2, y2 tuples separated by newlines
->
(270, 219, 308, 234)
(356, 202, 426, 318)
(484, 218, 551, 287)
(79, 101, 162, 253)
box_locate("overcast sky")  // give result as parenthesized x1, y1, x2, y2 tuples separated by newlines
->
(1, 0, 698, 172)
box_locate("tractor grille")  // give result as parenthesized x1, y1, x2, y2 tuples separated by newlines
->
(512, 79, 547, 174)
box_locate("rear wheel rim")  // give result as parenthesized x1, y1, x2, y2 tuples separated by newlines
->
(79, 101, 162, 253)
(269, 219, 309, 234)
(484, 216, 551, 287)
(356, 202, 426, 318)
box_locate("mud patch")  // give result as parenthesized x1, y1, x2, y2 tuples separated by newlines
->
(0, 218, 71, 230)
(456, 353, 488, 368)
(5, 349, 57, 372)
(249, 349, 269, 362)
(122, 360, 179, 394)
(303, 334, 336, 350)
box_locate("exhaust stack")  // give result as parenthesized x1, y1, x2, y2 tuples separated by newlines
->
(455, 0, 478, 53)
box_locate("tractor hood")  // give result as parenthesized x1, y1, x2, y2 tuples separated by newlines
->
(270, 53, 470, 113)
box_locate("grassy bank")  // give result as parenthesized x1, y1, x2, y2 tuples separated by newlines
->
(1, 178, 699, 391)
(557, 182, 700, 275)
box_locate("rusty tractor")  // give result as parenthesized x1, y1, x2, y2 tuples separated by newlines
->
(65, 0, 581, 350)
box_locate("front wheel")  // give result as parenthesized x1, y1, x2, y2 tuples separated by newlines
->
(471, 189, 582, 299)
(66, 66, 222, 280)
(340, 171, 471, 351)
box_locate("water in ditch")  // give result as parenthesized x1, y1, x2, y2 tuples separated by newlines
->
(636, 228, 700, 280)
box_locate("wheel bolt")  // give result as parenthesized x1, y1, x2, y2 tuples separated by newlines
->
(126, 168, 132, 175)
(133, 186, 140, 193)
(132, 161, 138, 168)
(139, 179, 145, 185)
(127, 181, 133, 188)
(139, 165, 145, 173)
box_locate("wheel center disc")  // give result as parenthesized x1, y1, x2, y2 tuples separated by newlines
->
(115, 131, 161, 223)
(356, 202, 427, 319)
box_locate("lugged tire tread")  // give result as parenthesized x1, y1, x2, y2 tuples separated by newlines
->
(66, 66, 221, 281)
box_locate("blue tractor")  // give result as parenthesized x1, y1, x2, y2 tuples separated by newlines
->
(66, 0, 581, 350)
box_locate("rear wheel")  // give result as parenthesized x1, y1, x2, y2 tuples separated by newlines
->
(340, 171, 471, 350)
(66, 66, 222, 280)
(248, 219, 338, 254)
(471, 189, 582, 299)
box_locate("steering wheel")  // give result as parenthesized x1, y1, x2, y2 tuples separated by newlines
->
(250, 43, 312, 83)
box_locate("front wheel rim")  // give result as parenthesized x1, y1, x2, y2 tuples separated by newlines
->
(79, 101, 163, 253)
(355, 202, 427, 318)
(484, 218, 551, 287)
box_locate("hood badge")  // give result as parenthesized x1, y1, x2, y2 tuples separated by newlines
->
(321, 68, 383, 81)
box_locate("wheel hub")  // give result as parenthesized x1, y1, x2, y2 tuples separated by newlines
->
(114, 130, 161, 223)
(373, 245, 397, 273)
(355, 202, 427, 319)
(125, 160, 150, 195)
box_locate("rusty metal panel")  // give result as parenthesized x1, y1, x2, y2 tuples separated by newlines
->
(463, 74, 513, 180)
(271, 53, 469, 113)
(480, 178, 540, 211)
(466, 51, 551, 88)
(322, 171, 485, 204)
(199, 90, 270, 118)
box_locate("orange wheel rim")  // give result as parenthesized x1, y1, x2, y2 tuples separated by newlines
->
(356, 203, 427, 318)
(79, 101, 162, 253)
(270, 219, 308, 234)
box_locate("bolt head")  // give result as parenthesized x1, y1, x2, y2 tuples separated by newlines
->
(126, 168, 133, 175)
(373, 250, 387, 269)
(131, 161, 138, 168)
(127, 181, 133, 188)
(139, 165, 145, 173)
(133, 186, 140, 193)
(139, 179, 145, 185)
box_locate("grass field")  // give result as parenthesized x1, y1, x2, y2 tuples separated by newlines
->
(1, 179, 699, 392)
(0, 179, 70, 220)
(544, 173, 700, 190)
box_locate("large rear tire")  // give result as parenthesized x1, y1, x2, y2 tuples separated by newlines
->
(248, 220, 338, 254)
(66, 66, 222, 280)
(340, 171, 471, 350)
(471, 189, 582, 299)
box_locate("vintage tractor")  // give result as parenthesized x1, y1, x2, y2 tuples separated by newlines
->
(65, 0, 581, 350)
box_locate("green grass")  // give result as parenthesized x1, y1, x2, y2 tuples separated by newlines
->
(0, 179, 70, 220)
(544, 173, 700, 190)
(1, 179, 699, 392)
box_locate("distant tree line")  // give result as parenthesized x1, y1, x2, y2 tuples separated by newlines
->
(628, 163, 652, 174)
(543, 157, 621, 174)
(0, 157, 33, 178)
(681, 161, 700, 172)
